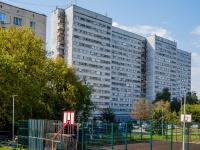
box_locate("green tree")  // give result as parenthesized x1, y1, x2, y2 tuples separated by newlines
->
(0, 26, 94, 126)
(0, 26, 47, 126)
(185, 91, 199, 104)
(100, 107, 115, 122)
(170, 98, 181, 113)
(150, 100, 171, 135)
(154, 88, 171, 103)
(43, 58, 94, 121)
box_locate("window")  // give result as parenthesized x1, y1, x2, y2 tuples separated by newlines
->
(30, 21, 36, 30)
(0, 13, 6, 21)
(14, 17, 22, 26)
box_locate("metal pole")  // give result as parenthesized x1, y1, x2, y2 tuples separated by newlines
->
(82, 122, 85, 150)
(162, 106, 163, 136)
(111, 123, 114, 150)
(12, 95, 17, 150)
(179, 81, 182, 115)
(140, 119, 142, 140)
(170, 123, 173, 150)
(150, 120, 152, 150)
(178, 81, 182, 114)
(182, 91, 186, 150)
(125, 123, 127, 150)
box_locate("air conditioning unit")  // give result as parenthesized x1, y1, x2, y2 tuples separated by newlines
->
(1, 21, 5, 24)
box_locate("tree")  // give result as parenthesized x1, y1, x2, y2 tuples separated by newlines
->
(170, 98, 181, 113)
(150, 100, 173, 135)
(185, 91, 199, 104)
(154, 88, 171, 103)
(100, 107, 115, 122)
(42, 58, 94, 121)
(0, 26, 94, 126)
(130, 98, 151, 121)
(0, 26, 47, 126)
(181, 104, 200, 122)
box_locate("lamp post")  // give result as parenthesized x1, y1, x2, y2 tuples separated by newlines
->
(12, 95, 18, 150)
(182, 89, 186, 150)
(178, 81, 182, 114)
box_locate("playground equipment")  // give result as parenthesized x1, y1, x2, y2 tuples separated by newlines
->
(18, 111, 78, 150)
(50, 111, 77, 150)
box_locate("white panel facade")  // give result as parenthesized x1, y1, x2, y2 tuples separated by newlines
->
(176, 49, 191, 99)
(111, 27, 145, 118)
(51, 5, 112, 115)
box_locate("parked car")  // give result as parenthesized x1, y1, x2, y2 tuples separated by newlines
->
(190, 124, 199, 129)
(142, 123, 148, 129)
(132, 124, 139, 129)
(167, 125, 179, 129)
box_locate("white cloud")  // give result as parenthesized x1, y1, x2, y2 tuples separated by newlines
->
(191, 26, 200, 35)
(191, 26, 200, 48)
(191, 41, 200, 48)
(112, 22, 174, 41)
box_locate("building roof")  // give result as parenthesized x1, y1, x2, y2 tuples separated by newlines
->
(0, 1, 47, 17)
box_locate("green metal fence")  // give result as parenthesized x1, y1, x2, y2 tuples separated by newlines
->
(16, 120, 200, 150)
(80, 121, 150, 150)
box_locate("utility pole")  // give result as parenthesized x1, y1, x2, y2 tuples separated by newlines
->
(12, 95, 18, 150)
(182, 90, 186, 150)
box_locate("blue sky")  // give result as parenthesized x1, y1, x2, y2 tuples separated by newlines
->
(2, 0, 200, 97)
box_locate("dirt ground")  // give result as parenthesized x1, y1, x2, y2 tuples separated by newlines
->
(111, 141, 200, 150)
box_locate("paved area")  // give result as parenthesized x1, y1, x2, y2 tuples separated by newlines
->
(111, 141, 200, 150)
(86, 141, 200, 150)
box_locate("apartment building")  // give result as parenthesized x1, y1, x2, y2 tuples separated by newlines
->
(51, 5, 191, 120)
(146, 35, 191, 101)
(51, 5, 113, 115)
(0, 2, 46, 42)
(111, 27, 146, 118)
(176, 49, 191, 97)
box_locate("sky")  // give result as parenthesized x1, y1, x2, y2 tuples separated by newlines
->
(1, 0, 200, 97)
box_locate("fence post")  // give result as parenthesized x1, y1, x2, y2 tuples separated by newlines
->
(150, 120, 152, 150)
(129, 122, 132, 141)
(187, 123, 190, 150)
(166, 121, 168, 141)
(28, 120, 31, 150)
(111, 123, 114, 150)
(106, 123, 108, 135)
(125, 123, 128, 150)
(82, 122, 85, 150)
(140, 119, 142, 140)
(60, 122, 63, 150)
(170, 123, 173, 150)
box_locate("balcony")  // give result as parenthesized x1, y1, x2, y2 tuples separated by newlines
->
(57, 26, 64, 32)
(57, 32, 65, 37)
(57, 44, 65, 50)
(57, 41, 65, 46)
(57, 38, 64, 44)
(58, 13, 65, 18)
(58, 18, 64, 24)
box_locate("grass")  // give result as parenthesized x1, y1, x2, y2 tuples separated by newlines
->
(0, 142, 27, 150)
(0, 148, 27, 150)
